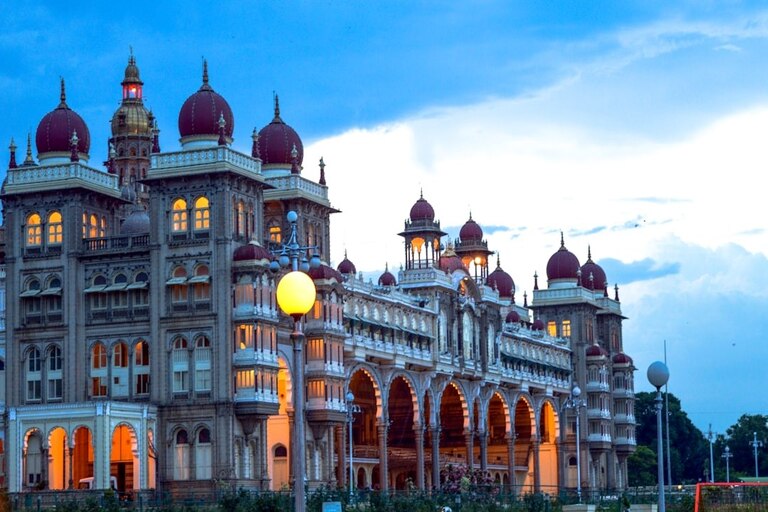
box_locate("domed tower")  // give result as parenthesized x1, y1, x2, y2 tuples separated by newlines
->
(36, 78, 90, 164)
(257, 95, 303, 175)
(454, 213, 493, 282)
(398, 191, 447, 271)
(545, 232, 581, 288)
(580, 246, 608, 296)
(178, 60, 234, 149)
(486, 255, 515, 301)
(108, 53, 154, 205)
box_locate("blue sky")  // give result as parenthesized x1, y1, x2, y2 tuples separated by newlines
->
(3, 2, 768, 440)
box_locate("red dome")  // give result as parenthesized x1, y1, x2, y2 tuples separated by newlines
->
(580, 247, 607, 291)
(337, 252, 357, 275)
(233, 241, 273, 262)
(36, 79, 90, 159)
(532, 319, 545, 331)
(257, 95, 303, 168)
(178, 62, 234, 142)
(486, 258, 515, 298)
(586, 343, 608, 357)
(439, 244, 465, 273)
(409, 192, 435, 222)
(378, 266, 397, 286)
(505, 310, 521, 323)
(459, 214, 483, 242)
(546, 234, 581, 281)
(309, 264, 343, 282)
(613, 352, 633, 365)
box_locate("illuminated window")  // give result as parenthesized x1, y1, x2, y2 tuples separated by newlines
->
(547, 321, 557, 337)
(100, 216, 107, 237)
(134, 340, 150, 395)
(236, 369, 255, 389)
(47, 211, 63, 245)
(82, 213, 87, 238)
(26, 213, 42, 246)
(92, 343, 107, 369)
(194, 196, 210, 231)
(561, 320, 571, 338)
(269, 224, 281, 244)
(236, 200, 246, 237)
(89, 214, 99, 238)
(236, 324, 253, 350)
(172, 198, 188, 232)
(113, 342, 129, 368)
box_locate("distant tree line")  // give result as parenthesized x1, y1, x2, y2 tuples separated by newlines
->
(628, 391, 768, 485)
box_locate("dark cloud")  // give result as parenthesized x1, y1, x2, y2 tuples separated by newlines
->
(599, 257, 680, 284)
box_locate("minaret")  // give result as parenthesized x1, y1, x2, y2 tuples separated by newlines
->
(108, 51, 154, 206)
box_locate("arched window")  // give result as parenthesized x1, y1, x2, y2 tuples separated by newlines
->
(174, 429, 190, 480)
(236, 200, 246, 237)
(191, 265, 210, 301)
(194, 336, 211, 392)
(89, 214, 99, 238)
(26, 213, 42, 247)
(26, 348, 42, 402)
(47, 211, 63, 245)
(47, 346, 63, 400)
(91, 342, 108, 397)
(172, 198, 188, 233)
(268, 221, 281, 245)
(196, 428, 212, 479)
(172, 337, 189, 393)
(134, 340, 150, 395)
(169, 267, 188, 304)
(113, 342, 128, 368)
(193, 196, 210, 231)
(112, 341, 129, 397)
(100, 216, 107, 237)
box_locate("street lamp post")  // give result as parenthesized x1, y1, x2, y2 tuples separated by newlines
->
(648, 361, 670, 512)
(751, 432, 764, 479)
(707, 425, 715, 483)
(345, 391, 362, 497)
(564, 385, 586, 502)
(722, 445, 732, 483)
(274, 211, 321, 512)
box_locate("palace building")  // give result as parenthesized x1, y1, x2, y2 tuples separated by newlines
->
(0, 56, 636, 496)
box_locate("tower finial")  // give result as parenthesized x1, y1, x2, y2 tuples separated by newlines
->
(420, 187, 423, 199)
(8, 137, 17, 169)
(59, 77, 67, 107)
(274, 93, 281, 120)
(588, 245, 592, 261)
(251, 127, 260, 159)
(217, 112, 227, 146)
(69, 130, 79, 162)
(23, 133, 35, 166)
(290, 143, 300, 174)
(319, 156, 326, 185)
(496, 253, 501, 269)
(129, 45, 135, 64)
(203, 58, 208, 84)
(560, 231, 565, 248)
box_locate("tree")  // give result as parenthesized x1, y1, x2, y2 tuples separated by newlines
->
(633, 391, 708, 484)
(719, 414, 768, 478)
(627, 445, 657, 486)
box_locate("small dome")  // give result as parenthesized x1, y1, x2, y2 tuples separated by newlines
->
(120, 207, 150, 235)
(337, 251, 357, 275)
(546, 233, 581, 281)
(580, 246, 607, 291)
(409, 192, 435, 222)
(178, 61, 234, 145)
(459, 213, 483, 242)
(439, 243, 465, 273)
(36, 79, 90, 161)
(308, 264, 343, 282)
(233, 241, 273, 262)
(257, 95, 303, 168)
(613, 352, 633, 365)
(378, 265, 397, 286)
(486, 257, 515, 299)
(505, 310, 521, 323)
(586, 343, 608, 358)
(111, 103, 152, 136)
(532, 319, 545, 331)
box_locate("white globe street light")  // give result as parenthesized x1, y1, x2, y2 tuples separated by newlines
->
(648, 361, 670, 512)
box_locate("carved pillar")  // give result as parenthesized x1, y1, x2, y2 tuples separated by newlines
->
(414, 423, 425, 490)
(377, 421, 389, 491)
(430, 426, 440, 489)
(327, 425, 336, 485)
(465, 429, 474, 469)
(260, 420, 270, 489)
(41, 445, 49, 489)
(533, 436, 541, 493)
(478, 430, 488, 471)
(337, 424, 347, 488)
(506, 433, 516, 495)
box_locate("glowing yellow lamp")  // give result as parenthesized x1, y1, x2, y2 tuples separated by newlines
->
(276, 271, 316, 320)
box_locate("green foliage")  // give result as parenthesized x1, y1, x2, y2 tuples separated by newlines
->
(720, 414, 768, 477)
(627, 445, 658, 486)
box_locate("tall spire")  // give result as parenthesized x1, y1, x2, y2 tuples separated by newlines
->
(200, 58, 212, 91)
(23, 133, 35, 166)
(274, 93, 280, 119)
(59, 77, 67, 108)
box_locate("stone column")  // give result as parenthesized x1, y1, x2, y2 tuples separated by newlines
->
(430, 426, 441, 489)
(465, 429, 474, 469)
(337, 424, 347, 488)
(377, 421, 389, 491)
(533, 436, 541, 493)
(327, 425, 336, 486)
(414, 423, 425, 489)
(41, 444, 49, 489)
(478, 431, 488, 471)
(506, 433, 516, 495)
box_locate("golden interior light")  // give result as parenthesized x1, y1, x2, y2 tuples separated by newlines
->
(276, 271, 317, 320)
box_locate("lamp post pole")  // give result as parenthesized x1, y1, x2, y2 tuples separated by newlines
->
(707, 425, 715, 482)
(565, 385, 586, 502)
(273, 211, 321, 512)
(722, 446, 732, 483)
(346, 392, 361, 497)
(751, 432, 764, 479)
(648, 361, 670, 512)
